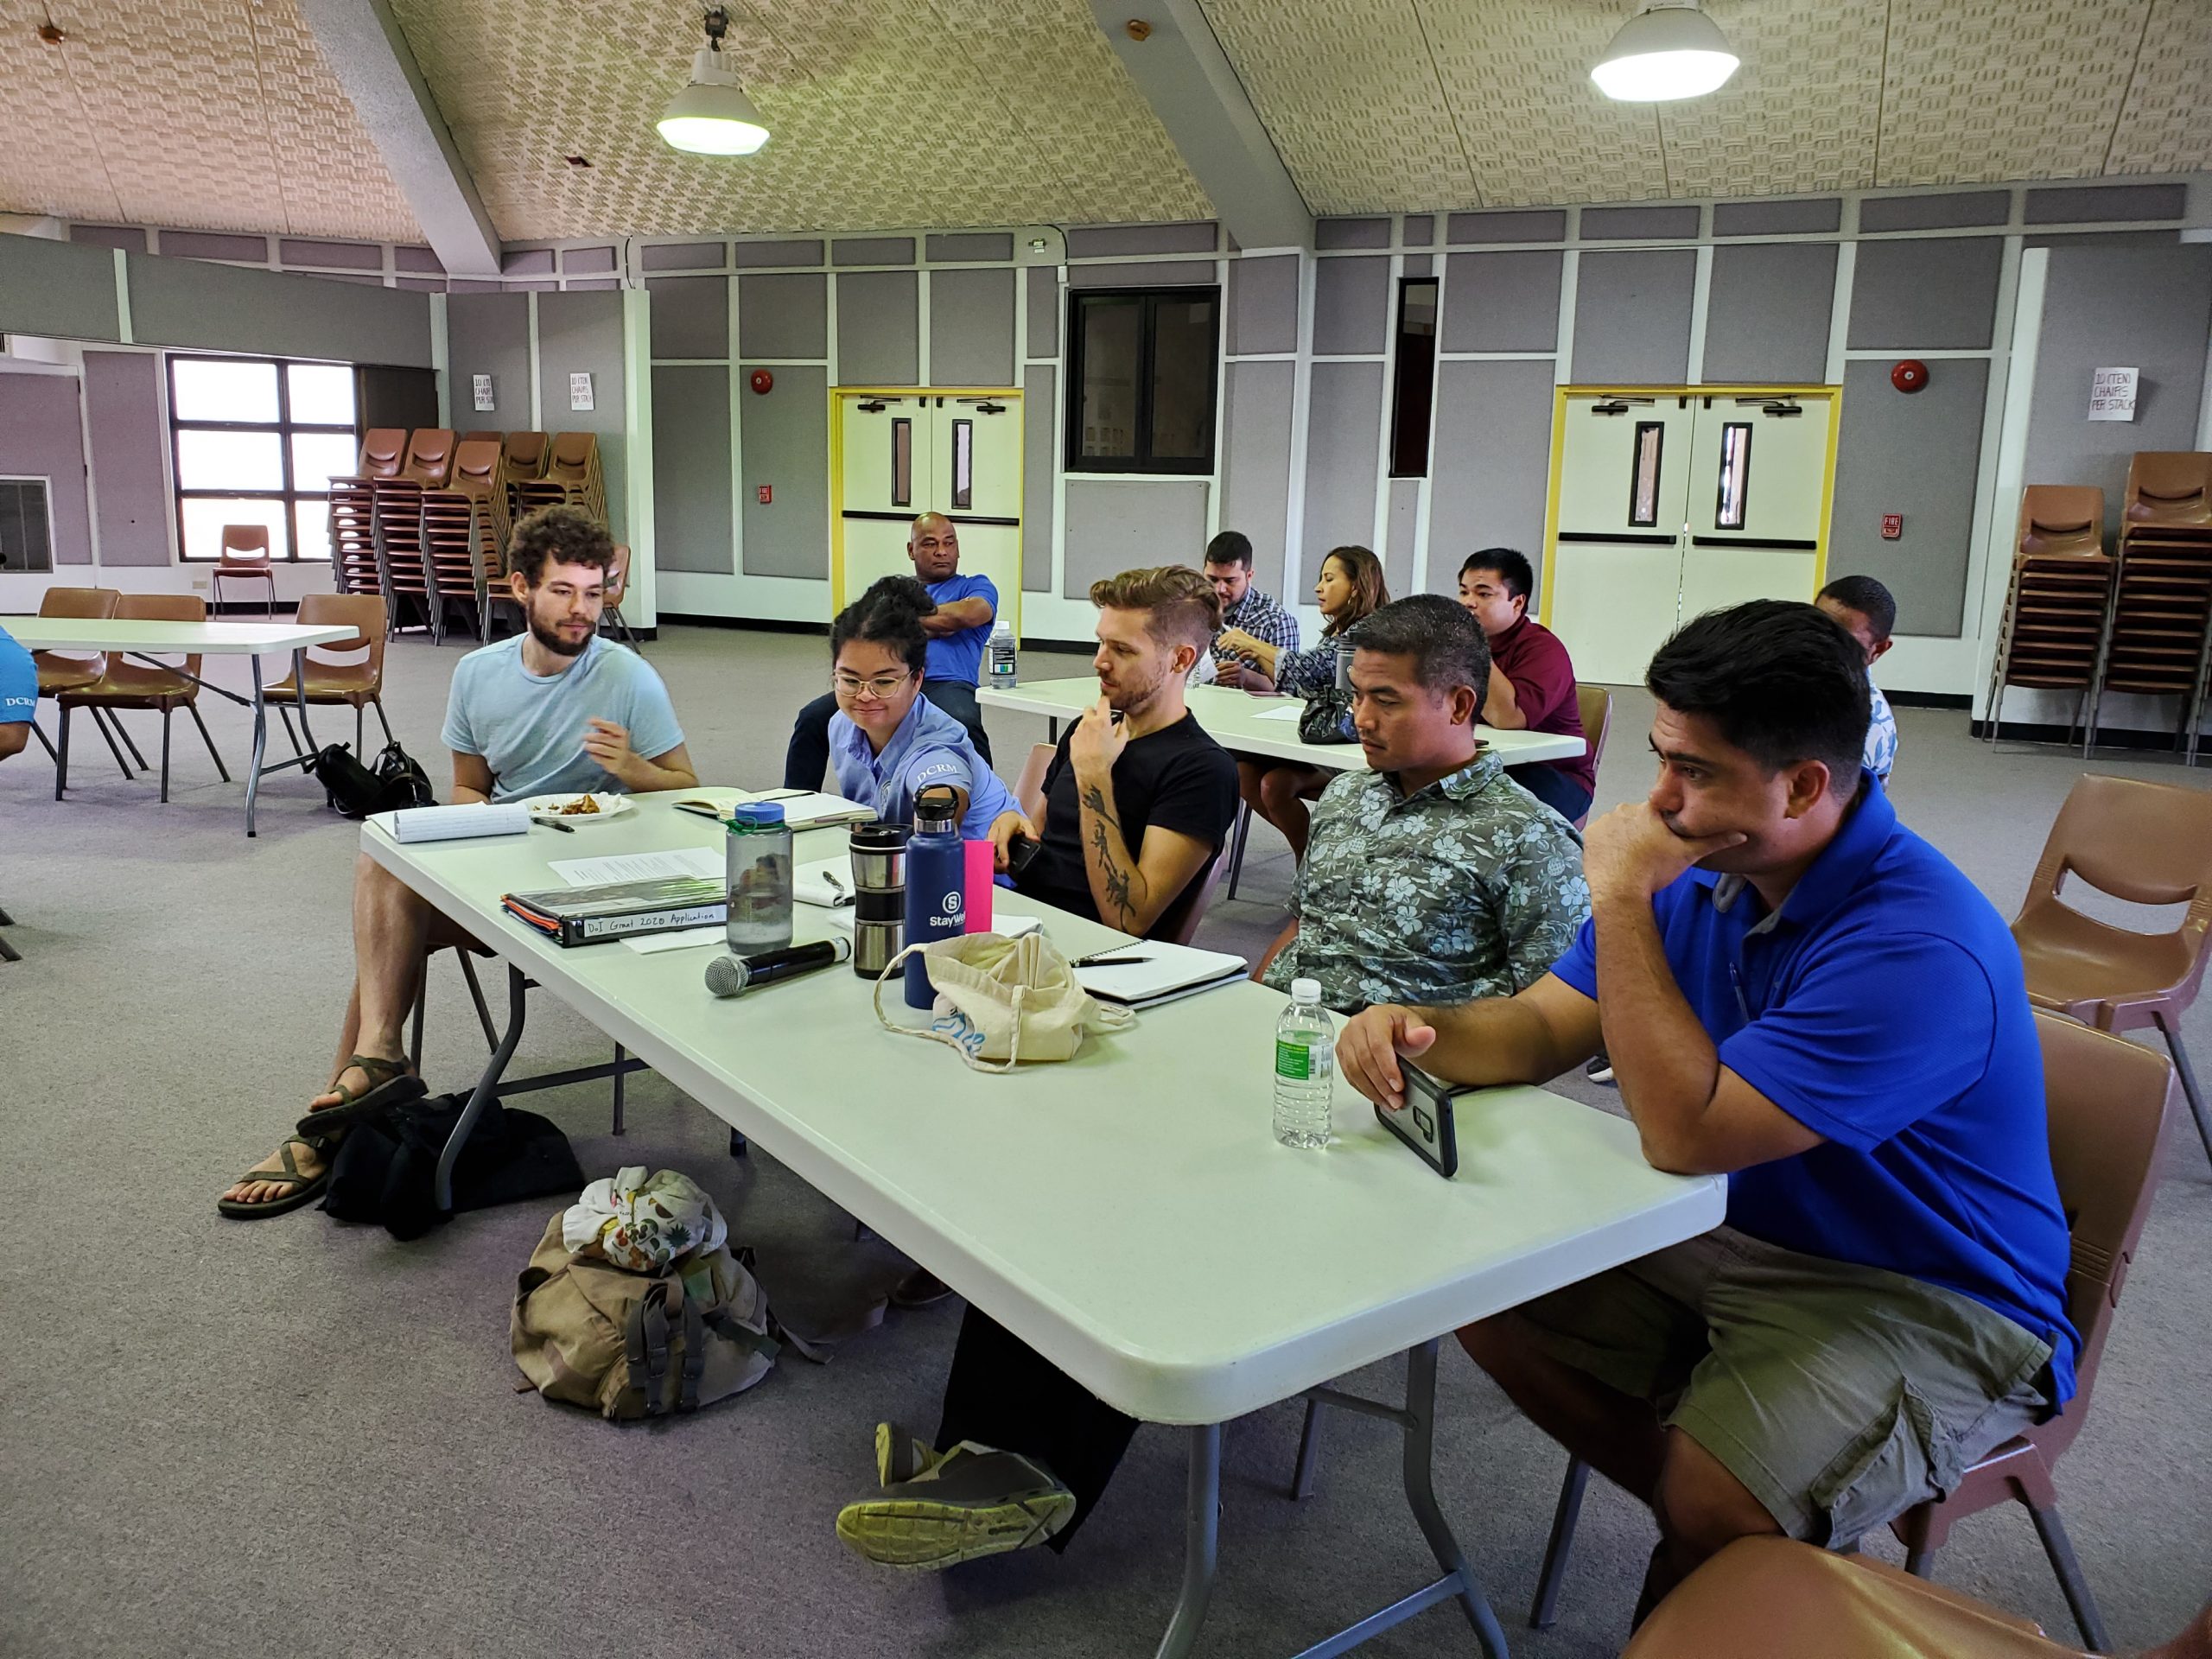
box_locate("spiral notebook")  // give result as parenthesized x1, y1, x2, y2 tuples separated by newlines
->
(1071, 942, 1249, 1009)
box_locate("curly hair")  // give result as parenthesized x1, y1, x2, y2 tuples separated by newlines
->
(508, 505, 614, 588)
(831, 575, 936, 677)
(1090, 565, 1224, 654)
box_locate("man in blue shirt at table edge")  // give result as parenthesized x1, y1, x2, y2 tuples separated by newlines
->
(219, 507, 697, 1218)
(1338, 599, 2075, 1624)
(0, 620, 38, 762)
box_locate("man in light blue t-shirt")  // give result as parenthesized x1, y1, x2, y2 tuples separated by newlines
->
(785, 512, 998, 785)
(0, 621, 38, 764)
(220, 507, 696, 1220)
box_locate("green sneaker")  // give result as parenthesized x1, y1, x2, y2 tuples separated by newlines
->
(837, 1435, 1076, 1570)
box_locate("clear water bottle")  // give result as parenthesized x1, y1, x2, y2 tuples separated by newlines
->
(725, 803, 793, 952)
(987, 620, 1018, 689)
(1273, 978, 1335, 1148)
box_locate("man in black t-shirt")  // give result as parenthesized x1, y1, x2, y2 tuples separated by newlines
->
(988, 566, 1240, 934)
(836, 569, 1240, 1574)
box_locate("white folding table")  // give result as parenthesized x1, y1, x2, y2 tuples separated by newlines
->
(5, 615, 359, 836)
(364, 798, 1721, 1658)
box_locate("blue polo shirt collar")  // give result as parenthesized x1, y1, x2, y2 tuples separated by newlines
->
(834, 693, 930, 783)
(1707, 770, 1892, 931)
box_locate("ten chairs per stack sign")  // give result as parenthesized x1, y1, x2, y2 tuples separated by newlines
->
(1985, 487, 2113, 752)
(264, 592, 394, 758)
(2091, 452, 2212, 762)
(2011, 772, 2212, 1167)
(56, 594, 230, 804)
(1521, 1012, 2175, 1654)
(212, 524, 278, 619)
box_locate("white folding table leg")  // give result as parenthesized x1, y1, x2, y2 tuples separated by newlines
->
(1154, 1424, 1222, 1659)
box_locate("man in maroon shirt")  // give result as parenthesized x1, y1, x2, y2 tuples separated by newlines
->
(1459, 548, 1596, 823)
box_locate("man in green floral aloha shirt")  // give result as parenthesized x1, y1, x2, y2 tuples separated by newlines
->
(1262, 594, 1591, 1012)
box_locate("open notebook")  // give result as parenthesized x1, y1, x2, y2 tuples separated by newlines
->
(671, 787, 875, 832)
(1071, 941, 1249, 1009)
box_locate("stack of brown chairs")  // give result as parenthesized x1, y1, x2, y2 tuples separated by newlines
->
(399, 428, 455, 488)
(2092, 451, 2212, 760)
(461, 429, 502, 446)
(545, 431, 607, 522)
(357, 429, 406, 479)
(372, 477, 438, 641)
(420, 487, 498, 641)
(500, 431, 550, 525)
(327, 477, 382, 597)
(451, 437, 520, 638)
(1983, 486, 2113, 751)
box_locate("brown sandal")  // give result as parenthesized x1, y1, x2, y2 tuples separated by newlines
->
(216, 1135, 334, 1219)
(292, 1053, 425, 1138)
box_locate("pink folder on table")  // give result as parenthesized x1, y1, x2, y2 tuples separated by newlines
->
(963, 839, 995, 932)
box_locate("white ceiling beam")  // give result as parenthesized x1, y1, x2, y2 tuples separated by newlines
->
(1088, 1, 1313, 251)
(295, 0, 503, 277)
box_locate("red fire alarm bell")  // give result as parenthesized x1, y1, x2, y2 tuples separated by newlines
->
(749, 369, 774, 395)
(757, 485, 772, 505)
(1881, 513, 1904, 540)
(1891, 359, 1929, 393)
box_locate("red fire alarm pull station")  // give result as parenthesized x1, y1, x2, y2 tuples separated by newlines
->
(1881, 513, 1904, 540)
(757, 485, 772, 505)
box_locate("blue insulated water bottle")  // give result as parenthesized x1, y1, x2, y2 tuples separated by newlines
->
(903, 785, 967, 1008)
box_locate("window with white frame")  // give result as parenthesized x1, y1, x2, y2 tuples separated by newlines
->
(168, 355, 359, 561)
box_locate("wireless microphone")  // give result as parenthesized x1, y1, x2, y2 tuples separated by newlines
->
(704, 936, 852, 999)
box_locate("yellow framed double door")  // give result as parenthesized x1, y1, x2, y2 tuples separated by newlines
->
(1541, 385, 1840, 685)
(830, 388, 1023, 637)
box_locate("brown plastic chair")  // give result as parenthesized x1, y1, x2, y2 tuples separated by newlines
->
(32, 587, 131, 787)
(461, 429, 502, 447)
(1523, 1013, 2176, 1653)
(1571, 683, 1612, 830)
(263, 593, 393, 757)
(57, 594, 229, 803)
(400, 428, 456, 488)
(327, 478, 383, 597)
(601, 543, 639, 646)
(2010, 772, 2212, 1166)
(372, 478, 439, 640)
(1014, 741, 1054, 820)
(2121, 451, 2212, 531)
(1986, 487, 2113, 751)
(212, 524, 277, 619)
(357, 429, 407, 479)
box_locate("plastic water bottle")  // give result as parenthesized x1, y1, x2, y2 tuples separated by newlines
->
(725, 803, 793, 952)
(1273, 978, 1335, 1148)
(987, 620, 1018, 689)
(903, 785, 967, 1008)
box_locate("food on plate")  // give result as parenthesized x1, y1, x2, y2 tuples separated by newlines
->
(552, 795, 602, 816)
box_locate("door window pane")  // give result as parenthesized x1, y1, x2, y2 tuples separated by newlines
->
(177, 429, 284, 491)
(181, 498, 289, 562)
(891, 418, 912, 507)
(950, 419, 974, 510)
(290, 430, 359, 494)
(293, 498, 333, 562)
(1389, 278, 1439, 477)
(1629, 423, 1665, 528)
(1077, 297, 1142, 461)
(287, 363, 355, 426)
(171, 358, 279, 423)
(1715, 423, 1752, 530)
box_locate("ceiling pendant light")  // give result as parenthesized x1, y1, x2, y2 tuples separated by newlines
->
(658, 7, 770, 156)
(1590, 0, 1739, 102)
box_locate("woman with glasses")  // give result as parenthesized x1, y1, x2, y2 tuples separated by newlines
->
(1215, 544, 1389, 866)
(825, 576, 1017, 840)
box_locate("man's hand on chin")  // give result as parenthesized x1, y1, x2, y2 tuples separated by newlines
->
(1582, 802, 1745, 905)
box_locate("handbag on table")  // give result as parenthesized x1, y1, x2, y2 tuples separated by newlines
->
(871, 931, 1134, 1071)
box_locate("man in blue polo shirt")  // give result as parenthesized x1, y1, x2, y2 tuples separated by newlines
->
(1337, 599, 2075, 1621)
(785, 512, 997, 786)
(0, 621, 38, 763)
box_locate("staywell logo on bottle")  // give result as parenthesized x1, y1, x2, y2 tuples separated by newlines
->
(925, 893, 964, 937)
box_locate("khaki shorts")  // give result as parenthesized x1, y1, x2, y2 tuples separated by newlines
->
(1517, 1226, 2055, 1545)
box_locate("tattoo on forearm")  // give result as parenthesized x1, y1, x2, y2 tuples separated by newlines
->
(1080, 785, 1139, 928)
(1078, 785, 1118, 830)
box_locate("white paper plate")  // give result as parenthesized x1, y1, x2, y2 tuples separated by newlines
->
(518, 791, 635, 824)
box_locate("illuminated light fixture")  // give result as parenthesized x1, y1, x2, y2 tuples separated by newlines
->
(1590, 0, 1738, 102)
(658, 7, 769, 156)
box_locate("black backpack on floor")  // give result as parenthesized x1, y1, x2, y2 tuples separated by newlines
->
(323, 1092, 585, 1242)
(305, 741, 435, 819)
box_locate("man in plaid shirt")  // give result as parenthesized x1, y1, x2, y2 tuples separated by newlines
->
(1201, 530, 1300, 689)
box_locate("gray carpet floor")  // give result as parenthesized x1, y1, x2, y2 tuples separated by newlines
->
(3, 623, 2207, 1659)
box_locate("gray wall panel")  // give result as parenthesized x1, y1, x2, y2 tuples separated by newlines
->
(1220, 359, 1295, 596)
(1582, 205, 1700, 240)
(1022, 365, 1056, 593)
(2024, 245, 2212, 542)
(1847, 238, 2002, 349)
(128, 256, 432, 365)
(1448, 210, 1567, 245)
(1383, 477, 1420, 598)
(651, 365, 734, 575)
(1405, 254, 1433, 278)
(2024, 183, 2186, 224)
(1067, 261, 1219, 289)
(1403, 215, 1435, 246)
(1830, 357, 1990, 634)
(738, 272, 827, 359)
(1317, 218, 1390, 250)
(445, 292, 531, 424)
(1027, 266, 1060, 359)
(1713, 198, 1841, 236)
(836, 270, 918, 385)
(81, 351, 171, 566)
(280, 238, 380, 270)
(1228, 254, 1298, 355)
(1313, 256, 1390, 355)
(160, 231, 269, 262)
(1062, 479, 1210, 598)
(644, 242, 727, 270)
(1859, 191, 2010, 231)
(1428, 359, 1556, 599)
(927, 232, 1014, 262)
(0, 372, 91, 564)
(833, 237, 914, 266)
(930, 266, 1014, 387)
(1066, 223, 1217, 257)
(733, 239, 821, 268)
(503, 249, 556, 276)
(739, 362, 828, 578)
(1572, 249, 1694, 384)
(393, 245, 442, 273)
(1301, 360, 1383, 585)
(646, 276, 728, 361)
(536, 289, 627, 537)
(1441, 250, 1562, 353)
(562, 245, 618, 274)
(0, 234, 121, 342)
(70, 225, 145, 253)
(1701, 242, 1837, 384)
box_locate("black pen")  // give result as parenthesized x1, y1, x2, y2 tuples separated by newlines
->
(1075, 954, 1148, 968)
(536, 817, 576, 833)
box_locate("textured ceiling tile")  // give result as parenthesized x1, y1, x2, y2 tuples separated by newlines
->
(2105, 0, 2212, 175)
(1656, 0, 1885, 198)
(0, 1, 126, 224)
(1197, 0, 1475, 214)
(1874, 0, 2153, 185)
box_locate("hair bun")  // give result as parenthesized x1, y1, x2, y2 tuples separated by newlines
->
(860, 575, 938, 617)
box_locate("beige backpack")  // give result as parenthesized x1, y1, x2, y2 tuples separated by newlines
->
(510, 1214, 821, 1421)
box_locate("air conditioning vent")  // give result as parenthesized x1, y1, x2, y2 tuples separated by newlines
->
(0, 477, 54, 571)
